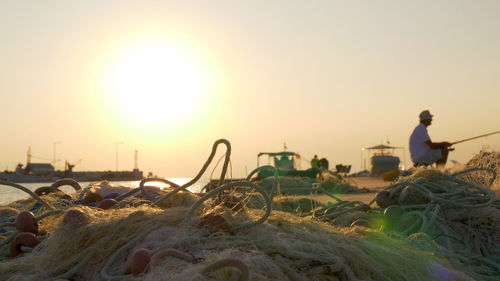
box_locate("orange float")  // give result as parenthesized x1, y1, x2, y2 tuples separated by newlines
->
(128, 248, 151, 276)
(83, 192, 103, 205)
(62, 208, 90, 226)
(375, 190, 396, 208)
(10, 232, 40, 257)
(15, 211, 38, 235)
(97, 199, 118, 210)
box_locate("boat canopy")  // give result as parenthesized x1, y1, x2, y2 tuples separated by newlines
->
(361, 143, 407, 171)
(257, 151, 300, 158)
(364, 144, 402, 150)
(257, 151, 302, 171)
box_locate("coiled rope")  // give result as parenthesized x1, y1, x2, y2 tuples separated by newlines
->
(99, 225, 161, 281)
(157, 139, 231, 203)
(39, 247, 98, 281)
(114, 178, 181, 202)
(366, 168, 500, 280)
(245, 165, 280, 198)
(185, 181, 272, 232)
(0, 180, 55, 210)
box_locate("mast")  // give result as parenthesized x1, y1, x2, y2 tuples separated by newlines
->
(27, 147, 32, 164)
(134, 149, 138, 170)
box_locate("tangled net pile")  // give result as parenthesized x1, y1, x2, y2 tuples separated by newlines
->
(305, 168, 499, 281)
(0, 139, 498, 281)
(463, 151, 500, 192)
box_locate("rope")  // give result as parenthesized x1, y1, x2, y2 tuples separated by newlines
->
(373, 168, 500, 279)
(0, 180, 55, 210)
(50, 178, 82, 191)
(200, 258, 249, 281)
(0, 232, 17, 247)
(76, 186, 91, 201)
(451, 167, 497, 187)
(35, 178, 83, 197)
(314, 201, 368, 221)
(99, 226, 159, 281)
(34, 186, 59, 196)
(206, 153, 232, 191)
(151, 248, 197, 264)
(112, 179, 179, 204)
(185, 181, 272, 232)
(38, 247, 98, 281)
(274, 261, 309, 281)
(137, 178, 181, 202)
(157, 139, 231, 202)
(0, 221, 15, 230)
(245, 165, 279, 197)
(318, 184, 344, 203)
(36, 209, 65, 221)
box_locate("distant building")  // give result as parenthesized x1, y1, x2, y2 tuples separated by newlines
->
(25, 163, 55, 176)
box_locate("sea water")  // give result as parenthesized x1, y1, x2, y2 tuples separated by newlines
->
(0, 178, 210, 205)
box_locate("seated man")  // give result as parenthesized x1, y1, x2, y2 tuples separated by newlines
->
(409, 110, 452, 169)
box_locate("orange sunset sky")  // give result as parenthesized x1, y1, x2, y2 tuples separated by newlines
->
(1, 1, 499, 178)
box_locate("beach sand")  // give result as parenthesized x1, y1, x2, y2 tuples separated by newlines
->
(311, 176, 389, 205)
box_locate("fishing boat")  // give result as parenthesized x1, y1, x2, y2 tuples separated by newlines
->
(255, 150, 319, 179)
(362, 144, 404, 177)
(201, 147, 330, 192)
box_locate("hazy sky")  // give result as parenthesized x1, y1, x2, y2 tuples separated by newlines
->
(1, 0, 499, 178)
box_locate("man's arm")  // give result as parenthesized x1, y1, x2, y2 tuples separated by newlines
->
(425, 140, 451, 149)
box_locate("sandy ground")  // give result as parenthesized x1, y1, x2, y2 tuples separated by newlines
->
(311, 176, 390, 205)
(308, 175, 500, 204)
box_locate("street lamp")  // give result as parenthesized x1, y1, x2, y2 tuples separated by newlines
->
(115, 142, 124, 171)
(360, 147, 365, 171)
(53, 141, 62, 169)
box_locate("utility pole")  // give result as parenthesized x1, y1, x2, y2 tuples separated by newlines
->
(134, 150, 138, 170)
(115, 142, 123, 171)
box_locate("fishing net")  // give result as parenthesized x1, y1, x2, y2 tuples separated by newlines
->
(0, 200, 471, 281)
(1, 140, 497, 281)
(463, 151, 500, 192)
(343, 168, 500, 281)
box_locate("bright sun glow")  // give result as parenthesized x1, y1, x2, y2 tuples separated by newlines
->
(104, 38, 207, 129)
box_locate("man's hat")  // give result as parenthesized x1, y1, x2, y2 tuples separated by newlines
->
(419, 110, 433, 121)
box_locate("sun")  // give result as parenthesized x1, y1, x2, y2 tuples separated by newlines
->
(103, 37, 207, 129)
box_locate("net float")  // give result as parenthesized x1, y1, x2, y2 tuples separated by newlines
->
(83, 192, 103, 205)
(62, 208, 90, 226)
(375, 190, 396, 208)
(97, 199, 118, 210)
(15, 211, 38, 235)
(128, 248, 151, 276)
(10, 232, 40, 257)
